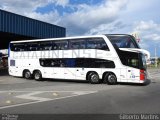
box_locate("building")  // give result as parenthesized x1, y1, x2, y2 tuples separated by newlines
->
(0, 9, 66, 49)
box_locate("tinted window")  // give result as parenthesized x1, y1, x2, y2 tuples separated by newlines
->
(83, 58, 115, 68)
(127, 58, 139, 68)
(10, 60, 15, 66)
(40, 59, 66, 67)
(117, 50, 142, 69)
(65, 58, 76, 67)
(86, 38, 109, 50)
(107, 35, 140, 48)
(39, 41, 52, 50)
(70, 39, 86, 49)
(39, 58, 115, 68)
(140, 54, 147, 70)
(53, 41, 68, 50)
(27, 42, 39, 51)
(10, 43, 25, 51)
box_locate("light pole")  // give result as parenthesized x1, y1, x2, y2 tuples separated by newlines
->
(155, 46, 157, 67)
(155, 45, 160, 68)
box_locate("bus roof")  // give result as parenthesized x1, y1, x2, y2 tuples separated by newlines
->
(10, 34, 131, 43)
(10, 35, 105, 43)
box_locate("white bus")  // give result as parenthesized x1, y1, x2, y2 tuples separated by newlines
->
(8, 34, 148, 84)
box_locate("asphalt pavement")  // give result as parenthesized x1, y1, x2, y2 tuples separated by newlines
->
(0, 68, 160, 119)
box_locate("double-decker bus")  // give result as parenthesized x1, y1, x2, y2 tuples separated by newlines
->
(8, 34, 148, 84)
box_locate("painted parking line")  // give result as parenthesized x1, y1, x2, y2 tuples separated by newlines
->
(0, 91, 97, 110)
(16, 91, 53, 101)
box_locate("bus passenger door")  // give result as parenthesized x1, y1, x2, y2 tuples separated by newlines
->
(75, 67, 86, 80)
(64, 68, 76, 79)
(74, 58, 86, 80)
(63, 58, 76, 79)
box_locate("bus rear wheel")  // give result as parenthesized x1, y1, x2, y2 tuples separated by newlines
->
(23, 70, 32, 79)
(33, 70, 42, 81)
(87, 72, 100, 84)
(103, 73, 117, 85)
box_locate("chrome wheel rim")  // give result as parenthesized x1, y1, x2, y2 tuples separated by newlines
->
(25, 72, 30, 78)
(91, 74, 99, 82)
(35, 73, 40, 79)
(108, 75, 116, 83)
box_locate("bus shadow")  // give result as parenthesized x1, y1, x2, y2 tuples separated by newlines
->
(0, 67, 9, 76)
(43, 78, 89, 84)
(118, 79, 151, 86)
(41, 79, 151, 86)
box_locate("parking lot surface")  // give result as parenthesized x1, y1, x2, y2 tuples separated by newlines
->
(0, 68, 160, 114)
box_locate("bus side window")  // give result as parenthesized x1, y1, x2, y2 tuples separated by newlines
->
(53, 41, 68, 50)
(70, 39, 86, 49)
(53, 42, 58, 50)
(13, 43, 25, 51)
(61, 41, 68, 50)
(39, 41, 52, 50)
(27, 42, 39, 51)
(65, 58, 75, 67)
(10, 43, 15, 51)
(86, 38, 109, 50)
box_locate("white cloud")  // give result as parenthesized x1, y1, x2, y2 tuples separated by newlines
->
(0, 0, 66, 27)
(54, 0, 69, 7)
(132, 20, 160, 51)
(0, 0, 69, 17)
(139, 42, 150, 50)
(86, 21, 126, 35)
(132, 20, 160, 41)
(58, 0, 128, 35)
(134, 20, 160, 32)
(0, 0, 50, 15)
(143, 34, 160, 41)
(0, 0, 129, 35)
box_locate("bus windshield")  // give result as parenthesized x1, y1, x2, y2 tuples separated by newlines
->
(117, 49, 146, 70)
(141, 54, 147, 70)
(106, 35, 140, 49)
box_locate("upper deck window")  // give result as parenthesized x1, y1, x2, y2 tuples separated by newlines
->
(107, 35, 140, 49)
(86, 38, 109, 50)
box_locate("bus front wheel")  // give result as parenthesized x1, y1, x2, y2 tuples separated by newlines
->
(103, 73, 117, 85)
(87, 72, 100, 84)
(33, 70, 42, 81)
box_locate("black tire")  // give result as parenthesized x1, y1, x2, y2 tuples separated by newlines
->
(34, 71, 42, 81)
(103, 73, 117, 85)
(87, 72, 100, 84)
(23, 70, 32, 79)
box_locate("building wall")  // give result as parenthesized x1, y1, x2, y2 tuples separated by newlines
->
(0, 9, 66, 38)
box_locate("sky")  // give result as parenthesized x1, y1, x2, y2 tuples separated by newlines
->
(0, 0, 160, 57)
